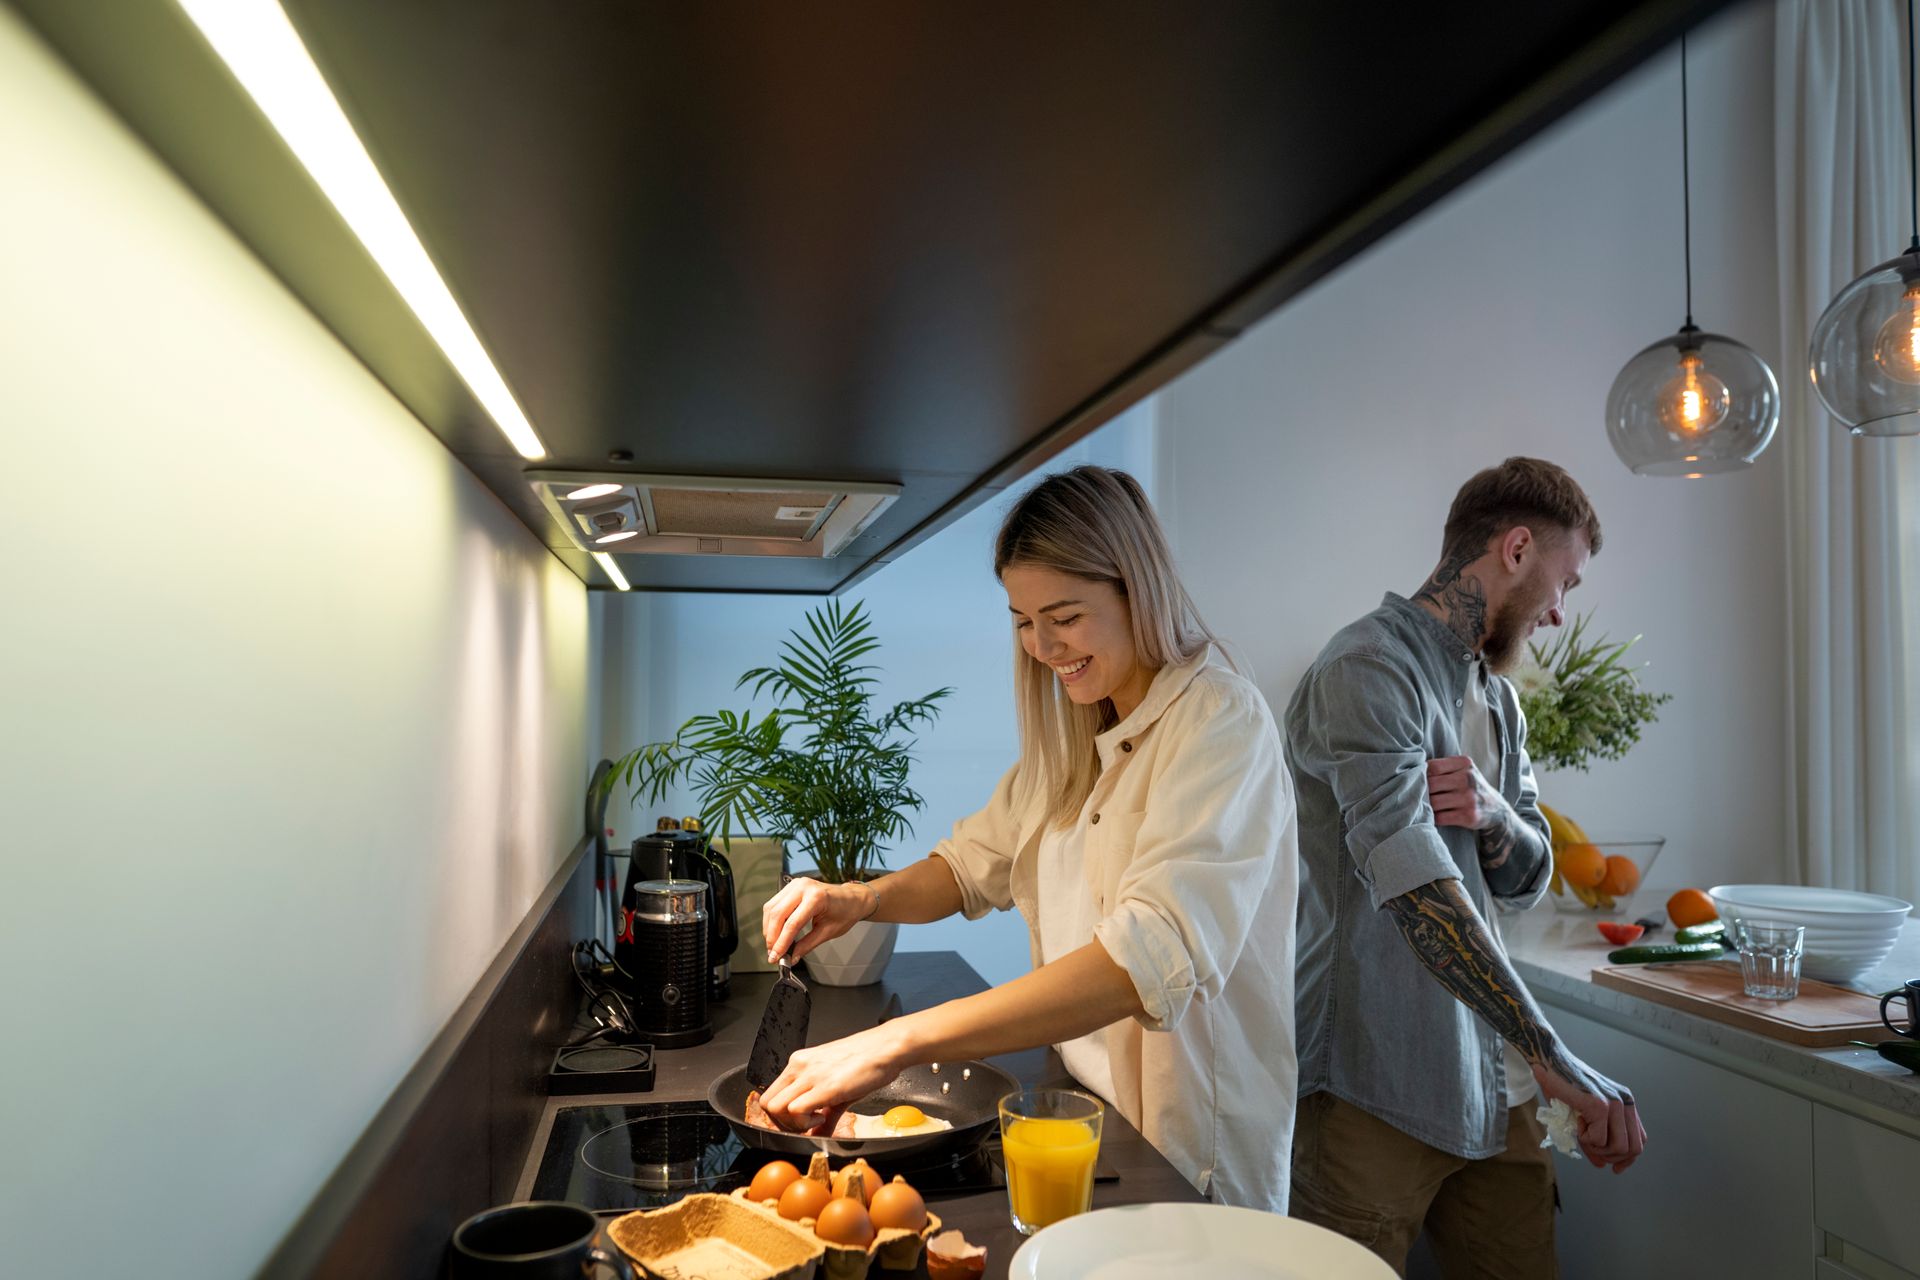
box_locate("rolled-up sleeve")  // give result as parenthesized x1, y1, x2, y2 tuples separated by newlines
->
(1498, 688, 1554, 908)
(930, 765, 1021, 919)
(1291, 653, 1460, 910)
(1094, 684, 1293, 1033)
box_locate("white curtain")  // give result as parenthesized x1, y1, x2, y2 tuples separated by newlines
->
(1776, 0, 1920, 904)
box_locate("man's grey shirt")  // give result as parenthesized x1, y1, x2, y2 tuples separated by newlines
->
(1284, 593, 1552, 1159)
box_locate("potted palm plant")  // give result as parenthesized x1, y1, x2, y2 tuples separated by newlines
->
(606, 600, 950, 985)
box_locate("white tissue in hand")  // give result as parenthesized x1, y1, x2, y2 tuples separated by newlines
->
(1536, 1099, 1579, 1155)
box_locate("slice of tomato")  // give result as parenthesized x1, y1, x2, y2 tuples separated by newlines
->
(1597, 921, 1645, 946)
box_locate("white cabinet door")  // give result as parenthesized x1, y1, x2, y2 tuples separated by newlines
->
(1813, 1104, 1920, 1276)
(1546, 1004, 1815, 1278)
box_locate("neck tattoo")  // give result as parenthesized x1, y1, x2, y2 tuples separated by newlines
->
(1413, 548, 1488, 653)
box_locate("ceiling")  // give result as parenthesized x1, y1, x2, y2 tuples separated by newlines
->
(16, 0, 1730, 592)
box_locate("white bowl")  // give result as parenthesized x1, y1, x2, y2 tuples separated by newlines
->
(1707, 884, 1911, 985)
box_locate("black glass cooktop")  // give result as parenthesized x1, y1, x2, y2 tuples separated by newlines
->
(530, 1100, 1024, 1214)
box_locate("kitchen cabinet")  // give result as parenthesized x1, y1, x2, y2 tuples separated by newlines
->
(1505, 908, 1920, 1280)
(1549, 1002, 1816, 1276)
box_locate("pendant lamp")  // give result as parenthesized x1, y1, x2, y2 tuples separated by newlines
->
(1607, 34, 1780, 477)
(1807, 0, 1920, 436)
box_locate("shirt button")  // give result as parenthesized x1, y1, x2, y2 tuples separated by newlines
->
(1455, 697, 1464, 707)
(1091, 812, 1101, 825)
(1120, 742, 1133, 753)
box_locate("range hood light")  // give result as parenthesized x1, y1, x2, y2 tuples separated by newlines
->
(176, 0, 549, 461)
(565, 482, 624, 501)
(594, 529, 639, 545)
(590, 552, 631, 592)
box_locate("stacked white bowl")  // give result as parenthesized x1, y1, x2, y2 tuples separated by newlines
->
(1707, 884, 1912, 986)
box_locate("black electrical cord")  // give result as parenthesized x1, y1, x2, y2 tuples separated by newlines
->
(1908, 0, 1918, 253)
(1682, 30, 1695, 329)
(569, 940, 640, 1043)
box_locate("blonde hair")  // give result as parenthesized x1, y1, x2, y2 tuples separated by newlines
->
(994, 466, 1220, 829)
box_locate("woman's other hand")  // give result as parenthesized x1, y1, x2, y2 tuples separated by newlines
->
(762, 876, 878, 964)
(758, 1023, 907, 1131)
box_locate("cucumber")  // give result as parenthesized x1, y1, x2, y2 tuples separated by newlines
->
(1674, 921, 1727, 945)
(1606, 941, 1729, 965)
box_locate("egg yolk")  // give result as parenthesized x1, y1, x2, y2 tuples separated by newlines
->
(883, 1105, 927, 1130)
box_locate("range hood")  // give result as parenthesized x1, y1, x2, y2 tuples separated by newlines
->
(12, 0, 1735, 593)
(529, 472, 899, 560)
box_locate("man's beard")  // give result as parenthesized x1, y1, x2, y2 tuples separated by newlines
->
(1482, 583, 1546, 674)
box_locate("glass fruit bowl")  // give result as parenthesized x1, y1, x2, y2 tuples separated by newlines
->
(1547, 832, 1665, 914)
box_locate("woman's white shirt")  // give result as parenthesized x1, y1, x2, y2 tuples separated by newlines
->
(1034, 822, 1121, 1106)
(932, 650, 1299, 1212)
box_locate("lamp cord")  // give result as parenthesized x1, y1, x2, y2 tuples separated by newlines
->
(1682, 31, 1695, 328)
(1909, 0, 1918, 252)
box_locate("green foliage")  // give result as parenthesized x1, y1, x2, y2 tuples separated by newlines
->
(603, 600, 951, 883)
(1516, 612, 1673, 773)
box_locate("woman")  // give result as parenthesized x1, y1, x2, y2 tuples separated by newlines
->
(759, 466, 1299, 1211)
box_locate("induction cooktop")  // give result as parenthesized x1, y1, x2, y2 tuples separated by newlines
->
(529, 1099, 1116, 1214)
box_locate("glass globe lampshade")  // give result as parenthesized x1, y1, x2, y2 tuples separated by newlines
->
(1606, 328, 1781, 476)
(1808, 249, 1920, 435)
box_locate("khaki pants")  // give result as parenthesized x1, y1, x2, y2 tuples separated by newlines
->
(1289, 1092, 1558, 1279)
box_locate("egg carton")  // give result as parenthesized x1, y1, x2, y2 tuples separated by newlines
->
(728, 1158, 941, 1280)
(607, 1193, 821, 1280)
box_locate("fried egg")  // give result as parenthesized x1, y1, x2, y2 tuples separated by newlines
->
(842, 1104, 954, 1139)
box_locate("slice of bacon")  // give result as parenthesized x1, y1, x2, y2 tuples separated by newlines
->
(745, 1088, 857, 1137)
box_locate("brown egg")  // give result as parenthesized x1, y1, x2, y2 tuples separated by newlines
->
(777, 1175, 832, 1222)
(814, 1195, 877, 1248)
(869, 1177, 928, 1233)
(748, 1159, 801, 1204)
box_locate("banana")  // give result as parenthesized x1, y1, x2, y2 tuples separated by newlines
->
(1539, 802, 1590, 848)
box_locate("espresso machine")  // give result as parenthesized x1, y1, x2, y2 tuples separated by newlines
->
(619, 819, 739, 1005)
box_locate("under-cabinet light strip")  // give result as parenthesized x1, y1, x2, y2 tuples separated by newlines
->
(176, 0, 548, 461)
(590, 552, 631, 592)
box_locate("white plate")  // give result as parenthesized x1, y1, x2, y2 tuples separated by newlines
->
(1007, 1203, 1396, 1280)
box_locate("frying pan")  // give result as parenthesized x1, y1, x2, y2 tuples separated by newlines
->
(707, 1059, 1020, 1160)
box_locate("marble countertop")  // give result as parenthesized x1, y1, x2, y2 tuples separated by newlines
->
(1502, 898, 1920, 1128)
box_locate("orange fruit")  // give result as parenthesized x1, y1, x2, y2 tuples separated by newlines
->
(1556, 842, 1607, 889)
(1599, 855, 1641, 897)
(1667, 888, 1717, 929)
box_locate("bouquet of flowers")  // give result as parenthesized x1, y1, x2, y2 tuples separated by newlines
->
(1513, 612, 1672, 773)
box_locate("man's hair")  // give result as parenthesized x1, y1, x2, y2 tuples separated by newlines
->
(1441, 457, 1602, 560)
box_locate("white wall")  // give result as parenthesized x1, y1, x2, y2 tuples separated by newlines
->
(1155, 1, 1788, 893)
(0, 12, 588, 1278)
(590, 406, 1155, 988)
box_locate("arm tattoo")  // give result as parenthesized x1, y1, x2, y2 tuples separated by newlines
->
(1413, 544, 1488, 652)
(1383, 878, 1580, 1079)
(1478, 809, 1549, 895)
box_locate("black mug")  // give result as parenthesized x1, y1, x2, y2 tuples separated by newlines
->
(450, 1201, 634, 1279)
(1879, 980, 1920, 1039)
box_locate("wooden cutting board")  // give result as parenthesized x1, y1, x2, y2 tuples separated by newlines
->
(1590, 962, 1901, 1046)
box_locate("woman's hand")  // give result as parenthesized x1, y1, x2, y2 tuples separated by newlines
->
(762, 876, 878, 964)
(758, 1022, 909, 1131)
(1531, 1054, 1647, 1173)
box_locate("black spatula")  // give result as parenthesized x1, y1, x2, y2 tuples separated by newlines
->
(746, 958, 811, 1091)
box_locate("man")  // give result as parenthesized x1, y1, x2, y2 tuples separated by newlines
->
(1285, 457, 1645, 1277)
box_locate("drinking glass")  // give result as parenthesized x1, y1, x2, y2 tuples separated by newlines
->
(997, 1088, 1104, 1235)
(1732, 918, 1805, 1001)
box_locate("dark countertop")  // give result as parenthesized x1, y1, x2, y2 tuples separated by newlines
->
(515, 950, 1203, 1278)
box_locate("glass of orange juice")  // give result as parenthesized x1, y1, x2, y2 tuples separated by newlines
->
(997, 1087, 1104, 1235)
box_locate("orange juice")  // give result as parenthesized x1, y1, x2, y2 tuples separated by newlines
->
(1002, 1116, 1100, 1230)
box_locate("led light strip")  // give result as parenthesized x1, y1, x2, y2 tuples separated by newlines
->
(590, 552, 631, 592)
(177, 0, 547, 460)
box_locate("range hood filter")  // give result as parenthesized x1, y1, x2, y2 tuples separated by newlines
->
(527, 472, 899, 560)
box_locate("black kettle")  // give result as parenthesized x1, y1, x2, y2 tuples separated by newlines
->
(623, 820, 738, 1001)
